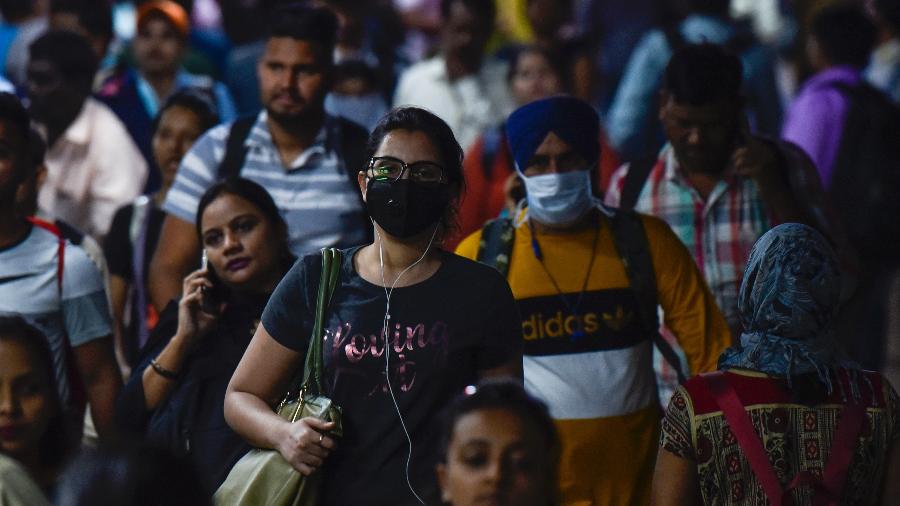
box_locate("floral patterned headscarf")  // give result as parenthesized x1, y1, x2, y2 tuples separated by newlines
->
(719, 223, 863, 398)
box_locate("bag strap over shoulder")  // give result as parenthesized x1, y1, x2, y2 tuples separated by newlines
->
(300, 248, 343, 396)
(608, 209, 686, 383)
(476, 217, 516, 277)
(217, 116, 256, 180)
(619, 158, 656, 210)
(704, 371, 867, 506)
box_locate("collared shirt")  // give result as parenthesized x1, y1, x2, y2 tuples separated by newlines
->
(866, 39, 900, 104)
(163, 111, 369, 256)
(37, 98, 148, 240)
(393, 55, 515, 151)
(605, 145, 773, 331)
(606, 14, 782, 160)
(782, 65, 860, 188)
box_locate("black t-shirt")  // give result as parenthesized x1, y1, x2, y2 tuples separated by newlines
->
(104, 202, 165, 282)
(261, 246, 522, 505)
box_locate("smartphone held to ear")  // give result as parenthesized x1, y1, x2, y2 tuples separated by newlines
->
(200, 249, 221, 314)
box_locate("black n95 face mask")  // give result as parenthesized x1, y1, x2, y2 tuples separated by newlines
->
(365, 179, 448, 238)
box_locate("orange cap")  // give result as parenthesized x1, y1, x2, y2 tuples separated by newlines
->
(137, 0, 190, 39)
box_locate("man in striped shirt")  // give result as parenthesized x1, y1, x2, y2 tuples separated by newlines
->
(149, 4, 370, 309)
(605, 43, 825, 337)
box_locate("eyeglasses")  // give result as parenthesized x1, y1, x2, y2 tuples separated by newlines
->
(366, 156, 446, 186)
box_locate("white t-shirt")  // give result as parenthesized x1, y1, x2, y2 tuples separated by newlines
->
(393, 56, 515, 151)
(0, 224, 111, 406)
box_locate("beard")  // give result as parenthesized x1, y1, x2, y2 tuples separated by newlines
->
(265, 102, 325, 130)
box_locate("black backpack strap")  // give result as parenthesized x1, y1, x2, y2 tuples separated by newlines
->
(608, 209, 686, 383)
(217, 116, 256, 179)
(619, 158, 656, 210)
(335, 117, 374, 243)
(476, 218, 516, 278)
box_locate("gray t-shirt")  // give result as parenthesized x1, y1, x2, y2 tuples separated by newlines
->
(0, 224, 112, 407)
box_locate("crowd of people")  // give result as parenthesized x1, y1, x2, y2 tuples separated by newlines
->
(0, 0, 898, 504)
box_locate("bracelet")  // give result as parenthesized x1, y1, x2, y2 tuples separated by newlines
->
(150, 358, 179, 380)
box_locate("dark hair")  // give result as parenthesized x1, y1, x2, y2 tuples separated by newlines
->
(0, 93, 32, 184)
(440, 0, 496, 27)
(0, 316, 74, 466)
(333, 59, 378, 89)
(365, 107, 465, 235)
(663, 42, 744, 106)
(684, 0, 730, 16)
(875, 0, 900, 34)
(29, 30, 98, 87)
(810, 3, 876, 69)
(0, 0, 35, 21)
(506, 44, 567, 89)
(195, 177, 292, 264)
(55, 441, 211, 506)
(439, 380, 559, 495)
(27, 126, 46, 172)
(49, 0, 114, 41)
(266, 3, 338, 59)
(0, 92, 31, 143)
(150, 88, 220, 137)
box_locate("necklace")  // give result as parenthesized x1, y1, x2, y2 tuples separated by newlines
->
(528, 218, 601, 341)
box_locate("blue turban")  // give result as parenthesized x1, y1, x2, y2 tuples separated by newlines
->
(505, 96, 600, 172)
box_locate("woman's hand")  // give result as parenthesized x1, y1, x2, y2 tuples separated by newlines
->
(276, 417, 337, 476)
(176, 268, 224, 347)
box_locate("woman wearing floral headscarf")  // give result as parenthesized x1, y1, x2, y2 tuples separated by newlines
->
(651, 223, 900, 505)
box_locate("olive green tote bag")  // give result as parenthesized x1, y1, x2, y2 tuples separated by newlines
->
(215, 248, 344, 506)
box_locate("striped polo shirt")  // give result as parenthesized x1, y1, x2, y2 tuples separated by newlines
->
(163, 112, 369, 255)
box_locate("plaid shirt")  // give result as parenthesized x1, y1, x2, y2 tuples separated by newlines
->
(606, 145, 774, 333)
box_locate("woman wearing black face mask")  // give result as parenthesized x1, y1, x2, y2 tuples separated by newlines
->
(224, 107, 524, 505)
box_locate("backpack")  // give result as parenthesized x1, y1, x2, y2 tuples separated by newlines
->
(216, 115, 373, 242)
(703, 371, 866, 505)
(218, 115, 368, 186)
(476, 210, 687, 383)
(828, 83, 900, 263)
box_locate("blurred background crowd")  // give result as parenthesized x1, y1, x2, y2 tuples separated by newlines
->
(0, 0, 898, 503)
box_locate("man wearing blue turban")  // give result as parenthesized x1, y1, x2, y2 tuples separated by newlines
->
(456, 96, 731, 505)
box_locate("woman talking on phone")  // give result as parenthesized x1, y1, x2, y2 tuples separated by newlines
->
(116, 178, 294, 493)
(224, 107, 524, 505)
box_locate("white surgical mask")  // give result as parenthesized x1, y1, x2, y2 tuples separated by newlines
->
(521, 169, 595, 226)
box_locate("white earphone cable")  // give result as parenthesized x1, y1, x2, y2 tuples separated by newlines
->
(375, 224, 439, 505)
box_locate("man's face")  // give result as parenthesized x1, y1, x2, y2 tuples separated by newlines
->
(133, 16, 184, 76)
(0, 121, 27, 202)
(442, 1, 492, 65)
(659, 93, 740, 175)
(26, 60, 86, 127)
(522, 132, 588, 177)
(257, 37, 331, 125)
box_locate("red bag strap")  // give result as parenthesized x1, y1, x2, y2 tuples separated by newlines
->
(705, 372, 868, 506)
(705, 371, 786, 505)
(811, 400, 865, 504)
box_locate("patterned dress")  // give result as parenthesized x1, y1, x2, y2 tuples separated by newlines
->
(661, 369, 900, 505)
